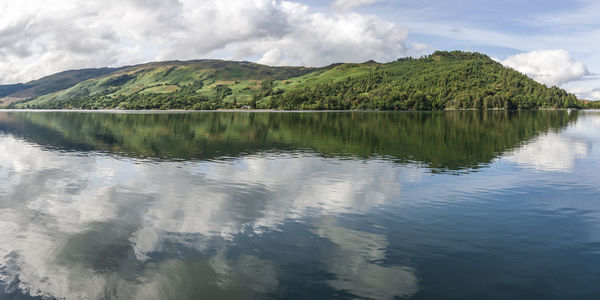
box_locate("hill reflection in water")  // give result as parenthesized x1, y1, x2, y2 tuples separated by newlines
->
(1, 110, 598, 300)
(0, 110, 577, 171)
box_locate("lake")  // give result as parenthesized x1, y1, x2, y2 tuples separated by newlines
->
(0, 110, 599, 299)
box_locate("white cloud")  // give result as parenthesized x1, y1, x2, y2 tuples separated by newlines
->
(501, 50, 589, 86)
(0, 1, 123, 84)
(408, 42, 433, 57)
(159, 1, 410, 67)
(0, 0, 410, 84)
(332, 0, 384, 12)
(570, 87, 600, 101)
(258, 48, 285, 65)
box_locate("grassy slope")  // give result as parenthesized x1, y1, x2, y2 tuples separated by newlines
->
(19, 60, 320, 107)
(0, 68, 121, 104)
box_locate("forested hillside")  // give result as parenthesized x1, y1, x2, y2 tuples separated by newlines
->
(2, 51, 595, 110)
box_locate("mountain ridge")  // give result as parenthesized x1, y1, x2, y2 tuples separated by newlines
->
(2, 51, 596, 110)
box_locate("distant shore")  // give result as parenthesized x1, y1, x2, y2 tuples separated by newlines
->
(0, 108, 592, 113)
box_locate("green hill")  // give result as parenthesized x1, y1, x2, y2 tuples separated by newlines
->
(0, 67, 122, 104)
(1, 51, 593, 110)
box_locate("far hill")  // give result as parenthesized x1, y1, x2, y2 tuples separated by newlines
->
(0, 67, 123, 104)
(1, 51, 595, 110)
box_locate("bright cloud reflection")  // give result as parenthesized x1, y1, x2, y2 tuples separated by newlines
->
(0, 134, 417, 299)
(505, 112, 600, 172)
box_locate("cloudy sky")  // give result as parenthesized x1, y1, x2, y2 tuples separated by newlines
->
(0, 0, 599, 99)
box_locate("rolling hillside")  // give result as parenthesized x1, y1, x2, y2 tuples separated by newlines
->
(0, 67, 122, 104)
(1, 51, 594, 110)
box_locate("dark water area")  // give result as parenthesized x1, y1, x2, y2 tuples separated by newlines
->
(0, 110, 599, 299)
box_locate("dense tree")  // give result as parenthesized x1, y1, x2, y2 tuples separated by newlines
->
(266, 52, 582, 110)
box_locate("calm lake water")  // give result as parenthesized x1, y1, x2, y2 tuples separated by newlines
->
(0, 110, 599, 299)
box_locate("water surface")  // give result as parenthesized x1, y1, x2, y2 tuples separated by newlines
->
(0, 110, 599, 299)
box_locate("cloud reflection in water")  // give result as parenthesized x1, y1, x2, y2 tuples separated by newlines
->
(0, 134, 416, 299)
(505, 111, 600, 172)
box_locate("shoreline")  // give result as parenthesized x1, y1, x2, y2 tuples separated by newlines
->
(0, 108, 594, 113)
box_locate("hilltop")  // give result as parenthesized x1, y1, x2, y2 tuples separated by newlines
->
(1, 51, 593, 110)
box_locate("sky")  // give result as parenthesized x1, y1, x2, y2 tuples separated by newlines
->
(0, 0, 599, 99)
